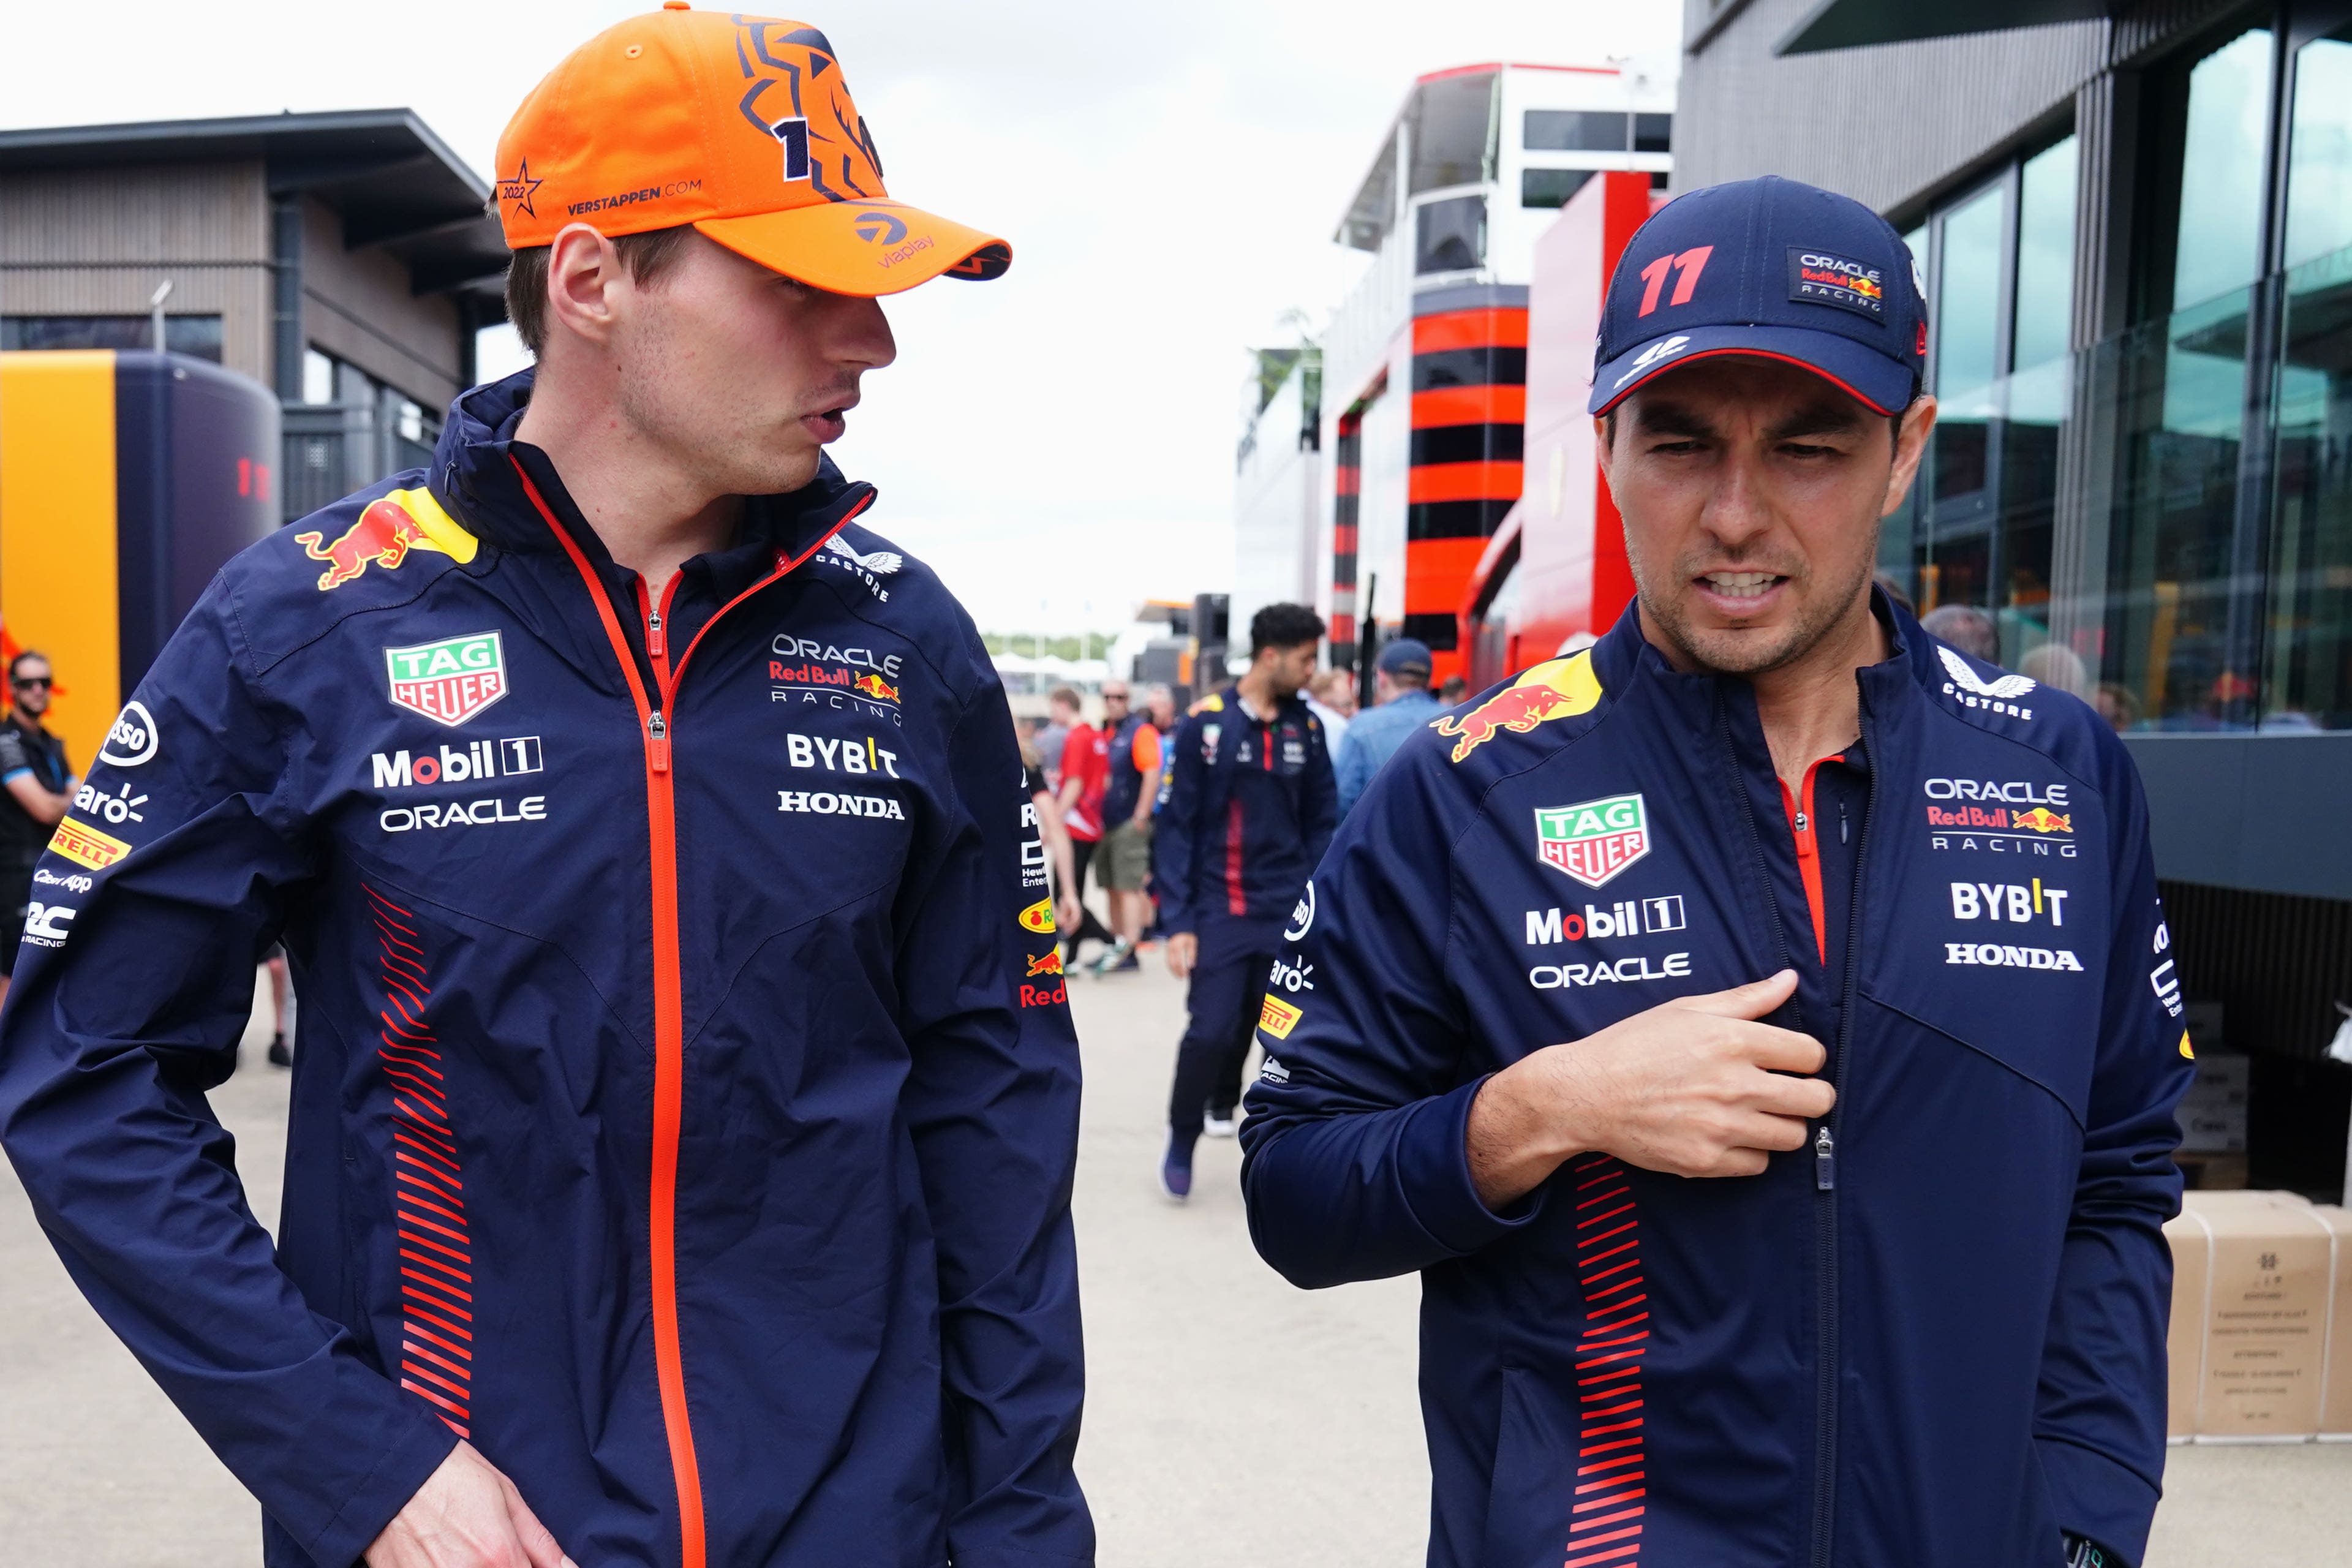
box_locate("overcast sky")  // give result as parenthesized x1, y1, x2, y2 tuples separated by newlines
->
(5, 0, 1683, 632)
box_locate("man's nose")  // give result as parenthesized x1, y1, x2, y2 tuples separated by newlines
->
(833, 295, 897, 372)
(1698, 450, 1775, 549)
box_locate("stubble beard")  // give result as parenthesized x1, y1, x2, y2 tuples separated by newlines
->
(1629, 521, 1881, 679)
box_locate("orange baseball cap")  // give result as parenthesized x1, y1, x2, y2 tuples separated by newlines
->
(493, 4, 1009, 296)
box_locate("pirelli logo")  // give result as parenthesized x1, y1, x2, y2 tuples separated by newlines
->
(1258, 995, 1303, 1040)
(51, 816, 130, 872)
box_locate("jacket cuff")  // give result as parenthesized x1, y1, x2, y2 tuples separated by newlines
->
(1396, 1076, 1548, 1256)
(302, 1406, 462, 1567)
(2037, 1434, 2160, 1568)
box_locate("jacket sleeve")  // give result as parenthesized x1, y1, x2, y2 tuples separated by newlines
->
(2034, 739, 2195, 1568)
(0, 584, 459, 1566)
(894, 665, 1091, 1567)
(1151, 713, 1207, 938)
(1238, 732, 1541, 1289)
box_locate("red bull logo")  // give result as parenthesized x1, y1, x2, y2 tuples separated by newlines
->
(853, 673, 900, 703)
(2013, 807, 2071, 834)
(292, 488, 475, 592)
(1430, 652, 1605, 763)
(1027, 950, 1064, 977)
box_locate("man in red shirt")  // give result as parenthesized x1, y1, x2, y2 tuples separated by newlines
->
(1056, 692, 1115, 968)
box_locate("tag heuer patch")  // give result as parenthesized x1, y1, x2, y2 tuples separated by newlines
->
(385, 632, 508, 727)
(1787, 247, 1887, 318)
(1534, 794, 1651, 888)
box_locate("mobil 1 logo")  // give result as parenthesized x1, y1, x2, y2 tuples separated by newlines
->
(372, 736, 543, 790)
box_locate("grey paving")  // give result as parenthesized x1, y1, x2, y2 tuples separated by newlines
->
(0, 962, 2343, 1563)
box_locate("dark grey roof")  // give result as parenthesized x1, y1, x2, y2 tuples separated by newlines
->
(1776, 0, 2116, 56)
(0, 110, 508, 315)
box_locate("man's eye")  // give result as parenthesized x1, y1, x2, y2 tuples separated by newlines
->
(1781, 442, 1839, 458)
(1649, 439, 1703, 454)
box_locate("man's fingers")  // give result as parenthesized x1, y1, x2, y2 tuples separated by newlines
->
(1729, 1109, 1817, 1153)
(499, 1481, 570, 1568)
(1670, 968, 1798, 1021)
(1744, 1072, 1836, 1121)
(1723, 1020, 1830, 1076)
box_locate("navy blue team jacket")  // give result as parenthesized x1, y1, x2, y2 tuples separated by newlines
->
(1240, 597, 2192, 1568)
(0, 371, 1090, 1568)
(1152, 687, 1336, 948)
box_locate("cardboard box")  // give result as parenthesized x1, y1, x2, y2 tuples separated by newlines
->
(2313, 1206, 2352, 1441)
(2188, 1200, 2334, 1441)
(2164, 1209, 2209, 1442)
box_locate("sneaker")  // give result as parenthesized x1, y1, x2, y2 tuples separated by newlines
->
(1160, 1135, 1195, 1200)
(266, 1035, 293, 1068)
(1089, 937, 1135, 977)
(1203, 1110, 1237, 1139)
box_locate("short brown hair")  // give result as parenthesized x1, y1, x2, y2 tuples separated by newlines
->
(502, 226, 696, 355)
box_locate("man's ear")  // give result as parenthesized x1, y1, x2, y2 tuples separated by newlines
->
(541, 223, 626, 350)
(1881, 395, 1939, 518)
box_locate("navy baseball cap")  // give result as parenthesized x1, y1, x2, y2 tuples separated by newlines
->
(1376, 637, 1433, 675)
(1588, 175, 1928, 417)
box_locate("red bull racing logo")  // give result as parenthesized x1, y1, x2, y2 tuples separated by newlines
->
(853, 673, 899, 703)
(293, 488, 476, 592)
(2013, 807, 2071, 834)
(1430, 652, 1605, 763)
(1026, 950, 1064, 977)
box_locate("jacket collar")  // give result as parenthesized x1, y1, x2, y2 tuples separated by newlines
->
(428, 367, 876, 565)
(1591, 586, 1922, 726)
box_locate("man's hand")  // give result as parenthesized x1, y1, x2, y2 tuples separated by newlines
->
(1057, 892, 1082, 934)
(1466, 970, 1831, 1209)
(1164, 931, 1197, 981)
(366, 1441, 573, 1568)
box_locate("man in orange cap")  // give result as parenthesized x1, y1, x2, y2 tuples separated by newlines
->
(0, 10, 1088, 1568)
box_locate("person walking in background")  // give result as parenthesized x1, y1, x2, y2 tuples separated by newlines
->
(1153, 603, 1335, 1197)
(0, 650, 76, 1008)
(1036, 684, 1079, 794)
(1056, 687, 1118, 968)
(1092, 681, 1163, 976)
(1332, 636, 1439, 816)
(1436, 673, 1467, 706)
(1305, 668, 1355, 754)
(1920, 601, 1999, 663)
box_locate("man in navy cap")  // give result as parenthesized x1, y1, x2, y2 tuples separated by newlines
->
(1242, 176, 2187, 1568)
(1333, 637, 1441, 816)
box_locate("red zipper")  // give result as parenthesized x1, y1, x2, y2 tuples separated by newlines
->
(510, 459, 870, 1568)
(1778, 753, 1844, 966)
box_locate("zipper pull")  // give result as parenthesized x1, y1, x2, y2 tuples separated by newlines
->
(1839, 801, 1849, 843)
(648, 710, 670, 773)
(646, 609, 665, 660)
(1814, 1126, 1836, 1191)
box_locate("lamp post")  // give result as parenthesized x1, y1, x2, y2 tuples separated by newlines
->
(148, 278, 175, 354)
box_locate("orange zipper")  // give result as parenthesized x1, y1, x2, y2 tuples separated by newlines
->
(510, 460, 869, 1568)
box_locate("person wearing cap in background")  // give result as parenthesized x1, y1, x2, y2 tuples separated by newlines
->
(1331, 636, 1438, 817)
(1241, 176, 2189, 1568)
(0, 11, 1090, 1568)
(1151, 604, 1335, 1199)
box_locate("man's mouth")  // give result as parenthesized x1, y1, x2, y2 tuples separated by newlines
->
(1693, 570, 1791, 612)
(801, 408, 849, 442)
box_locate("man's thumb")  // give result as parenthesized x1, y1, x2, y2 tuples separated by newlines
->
(1674, 968, 1798, 1019)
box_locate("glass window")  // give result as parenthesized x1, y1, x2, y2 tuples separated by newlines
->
(2283, 25, 2352, 271)
(1409, 72, 1497, 195)
(1340, 129, 1401, 252)
(2173, 28, 2274, 312)
(1521, 168, 1595, 209)
(303, 348, 336, 405)
(1934, 183, 2005, 399)
(1633, 114, 1673, 154)
(2100, 288, 2253, 728)
(2264, 241, 2352, 728)
(1523, 110, 1626, 153)
(0, 314, 222, 361)
(2013, 136, 2078, 373)
(1415, 195, 1486, 275)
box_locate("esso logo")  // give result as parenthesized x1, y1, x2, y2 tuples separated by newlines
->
(99, 701, 159, 767)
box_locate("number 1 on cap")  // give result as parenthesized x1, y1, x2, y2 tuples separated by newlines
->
(1637, 246, 1714, 316)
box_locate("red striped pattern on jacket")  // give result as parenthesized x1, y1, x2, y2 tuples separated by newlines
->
(1566, 1152, 1647, 1568)
(366, 883, 480, 1440)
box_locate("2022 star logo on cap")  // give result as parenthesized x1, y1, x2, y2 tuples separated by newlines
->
(494, 4, 1011, 297)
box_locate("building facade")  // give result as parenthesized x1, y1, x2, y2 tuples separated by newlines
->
(0, 111, 508, 520)
(1235, 60, 1677, 685)
(1678, 0, 2352, 1190)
